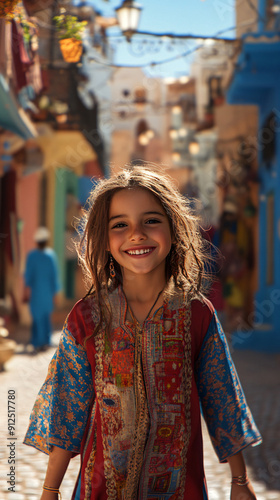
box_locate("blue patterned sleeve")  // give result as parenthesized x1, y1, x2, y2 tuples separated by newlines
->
(195, 312, 262, 463)
(23, 324, 95, 455)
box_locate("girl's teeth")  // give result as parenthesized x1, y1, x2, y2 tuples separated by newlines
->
(128, 249, 151, 255)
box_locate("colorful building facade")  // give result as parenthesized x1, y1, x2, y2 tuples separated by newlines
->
(227, 2, 280, 351)
(0, 1, 111, 328)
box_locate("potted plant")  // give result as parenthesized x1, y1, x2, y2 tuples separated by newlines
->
(53, 11, 87, 63)
(0, 0, 18, 19)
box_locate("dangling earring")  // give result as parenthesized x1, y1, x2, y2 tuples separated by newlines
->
(109, 255, 116, 279)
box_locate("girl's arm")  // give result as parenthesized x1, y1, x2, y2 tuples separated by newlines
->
(40, 446, 72, 500)
(228, 451, 257, 500)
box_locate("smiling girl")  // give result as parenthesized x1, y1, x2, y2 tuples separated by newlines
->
(24, 166, 261, 500)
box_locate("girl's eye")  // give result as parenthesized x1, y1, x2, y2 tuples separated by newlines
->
(145, 219, 161, 224)
(111, 222, 127, 229)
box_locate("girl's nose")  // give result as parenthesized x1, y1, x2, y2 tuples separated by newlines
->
(129, 223, 147, 241)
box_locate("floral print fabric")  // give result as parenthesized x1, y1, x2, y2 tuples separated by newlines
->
(23, 323, 94, 454)
(196, 312, 262, 463)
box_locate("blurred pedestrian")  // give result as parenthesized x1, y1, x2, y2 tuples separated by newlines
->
(24, 168, 260, 499)
(24, 226, 60, 352)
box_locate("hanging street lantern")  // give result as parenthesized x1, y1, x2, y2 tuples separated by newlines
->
(115, 0, 142, 41)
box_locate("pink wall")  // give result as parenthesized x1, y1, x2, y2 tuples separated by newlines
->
(17, 172, 40, 258)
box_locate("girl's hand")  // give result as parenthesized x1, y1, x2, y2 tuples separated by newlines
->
(40, 491, 59, 500)
(230, 480, 257, 499)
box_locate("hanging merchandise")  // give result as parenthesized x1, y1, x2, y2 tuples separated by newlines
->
(0, 0, 18, 18)
(12, 3, 38, 55)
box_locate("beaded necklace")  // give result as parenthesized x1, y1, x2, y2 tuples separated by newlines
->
(125, 288, 163, 326)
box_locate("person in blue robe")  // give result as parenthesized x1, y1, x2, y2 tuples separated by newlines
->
(24, 227, 60, 351)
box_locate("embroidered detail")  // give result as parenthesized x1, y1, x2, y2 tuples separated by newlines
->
(82, 401, 97, 500)
(124, 323, 150, 499)
(95, 328, 118, 499)
(179, 299, 192, 499)
(93, 285, 195, 500)
(138, 293, 193, 500)
(84, 420, 97, 500)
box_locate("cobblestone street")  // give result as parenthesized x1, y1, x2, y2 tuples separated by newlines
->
(0, 325, 279, 500)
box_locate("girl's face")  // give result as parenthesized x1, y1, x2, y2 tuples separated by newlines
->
(108, 188, 172, 279)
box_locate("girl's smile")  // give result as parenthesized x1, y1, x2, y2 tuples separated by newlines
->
(108, 188, 172, 278)
(125, 246, 155, 256)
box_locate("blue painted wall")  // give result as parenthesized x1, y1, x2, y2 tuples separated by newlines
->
(256, 92, 280, 329)
(227, 31, 280, 350)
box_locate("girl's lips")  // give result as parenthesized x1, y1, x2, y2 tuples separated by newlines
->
(124, 247, 155, 256)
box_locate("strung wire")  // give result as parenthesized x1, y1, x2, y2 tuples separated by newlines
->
(33, 15, 262, 70)
(109, 30, 235, 42)
(85, 19, 259, 69)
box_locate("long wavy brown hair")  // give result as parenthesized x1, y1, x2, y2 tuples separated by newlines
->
(76, 165, 212, 341)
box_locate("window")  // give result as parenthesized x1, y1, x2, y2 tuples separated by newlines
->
(134, 87, 146, 105)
